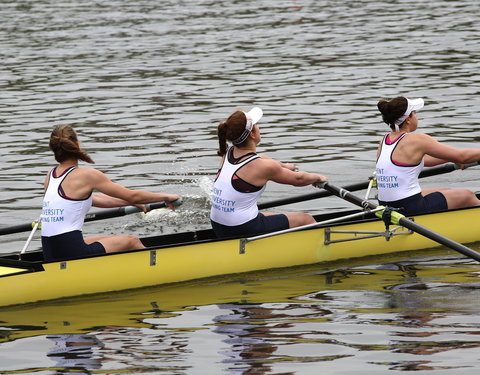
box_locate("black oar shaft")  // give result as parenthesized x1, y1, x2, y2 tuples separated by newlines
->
(1, 162, 476, 236)
(419, 163, 456, 178)
(398, 217, 480, 262)
(258, 181, 370, 210)
(1, 200, 178, 236)
(419, 161, 478, 178)
(0, 223, 35, 236)
(84, 201, 169, 221)
(320, 182, 480, 262)
(258, 162, 474, 210)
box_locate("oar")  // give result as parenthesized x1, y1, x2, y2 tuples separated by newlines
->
(1, 199, 183, 236)
(258, 162, 479, 210)
(19, 214, 42, 259)
(258, 180, 369, 210)
(84, 199, 182, 221)
(316, 182, 480, 262)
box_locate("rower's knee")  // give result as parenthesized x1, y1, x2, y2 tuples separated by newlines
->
(103, 235, 144, 253)
(464, 189, 480, 206)
(126, 235, 144, 249)
(286, 212, 315, 228)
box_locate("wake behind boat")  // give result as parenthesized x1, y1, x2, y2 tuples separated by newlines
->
(1, 199, 479, 307)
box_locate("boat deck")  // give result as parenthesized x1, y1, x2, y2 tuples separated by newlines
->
(1, 208, 373, 266)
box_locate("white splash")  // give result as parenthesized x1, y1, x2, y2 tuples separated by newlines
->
(198, 176, 214, 198)
(142, 208, 176, 222)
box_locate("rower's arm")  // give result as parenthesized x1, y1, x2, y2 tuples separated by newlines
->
(423, 155, 449, 167)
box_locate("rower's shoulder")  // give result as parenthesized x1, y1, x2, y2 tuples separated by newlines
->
(254, 155, 281, 169)
(241, 155, 282, 179)
(406, 132, 436, 142)
(70, 166, 98, 174)
(70, 167, 107, 180)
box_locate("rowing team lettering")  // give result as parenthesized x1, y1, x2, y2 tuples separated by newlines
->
(42, 201, 65, 222)
(375, 168, 399, 189)
(211, 188, 236, 213)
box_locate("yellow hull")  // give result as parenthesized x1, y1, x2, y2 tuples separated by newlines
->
(1, 206, 479, 307)
(1, 258, 479, 342)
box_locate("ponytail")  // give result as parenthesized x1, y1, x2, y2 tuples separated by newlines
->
(49, 125, 94, 164)
(215, 111, 249, 156)
(217, 121, 228, 156)
(377, 97, 408, 130)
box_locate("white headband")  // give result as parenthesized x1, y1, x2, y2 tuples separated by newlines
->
(394, 98, 424, 131)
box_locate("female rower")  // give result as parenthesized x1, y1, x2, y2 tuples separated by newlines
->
(210, 107, 327, 238)
(41, 125, 181, 261)
(376, 96, 480, 216)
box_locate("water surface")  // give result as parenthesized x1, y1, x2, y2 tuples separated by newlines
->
(1, 0, 479, 373)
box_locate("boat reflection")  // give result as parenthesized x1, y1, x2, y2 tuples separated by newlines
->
(0, 250, 479, 373)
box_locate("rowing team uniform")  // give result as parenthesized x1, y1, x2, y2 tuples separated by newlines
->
(210, 147, 289, 238)
(41, 166, 105, 261)
(376, 132, 447, 215)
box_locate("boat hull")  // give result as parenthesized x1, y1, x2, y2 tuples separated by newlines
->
(1, 206, 479, 307)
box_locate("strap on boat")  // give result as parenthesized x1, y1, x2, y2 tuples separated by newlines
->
(381, 206, 402, 231)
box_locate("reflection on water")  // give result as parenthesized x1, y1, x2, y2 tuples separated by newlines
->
(1, 253, 480, 373)
(46, 334, 103, 373)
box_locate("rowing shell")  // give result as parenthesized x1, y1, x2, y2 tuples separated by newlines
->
(1, 259, 478, 343)
(1, 204, 479, 307)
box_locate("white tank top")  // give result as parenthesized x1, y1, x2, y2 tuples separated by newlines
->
(41, 166, 93, 237)
(376, 133, 424, 202)
(210, 147, 266, 226)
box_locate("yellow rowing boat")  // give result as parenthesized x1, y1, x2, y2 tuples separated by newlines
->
(1, 203, 479, 307)
(1, 256, 478, 343)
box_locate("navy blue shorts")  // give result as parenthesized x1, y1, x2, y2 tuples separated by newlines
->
(211, 213, 290, 238)
(42, 230, 106, 261)
(379, 192, 448, 216)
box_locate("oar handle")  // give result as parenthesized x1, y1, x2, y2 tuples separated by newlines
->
(418, 161, 479, 178)
(85, 198, 183, 221)
(1, 199, 184, 236)
(258, 181, 370, 210)
(259, 162, 479, 211)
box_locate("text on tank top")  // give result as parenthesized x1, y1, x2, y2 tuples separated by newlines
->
(41, 166, 93, 237)
(210, 147, 266, 226)
(376, 132, 424, 202)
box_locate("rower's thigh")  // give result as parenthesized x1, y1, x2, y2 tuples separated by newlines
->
(285, 212, 315, 228)
(440, 188, 480, 209)
(421, 187, 452, 195)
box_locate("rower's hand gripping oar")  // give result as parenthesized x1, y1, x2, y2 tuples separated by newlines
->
(2, 162, 477, 236)
(2, 199, 183, 236)
(316, 182, 480, 262)
(83, 198, 183, 221)
(257, 161, 479, 211)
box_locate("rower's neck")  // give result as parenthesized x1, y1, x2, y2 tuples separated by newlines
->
(389, 131, 406, 139)
(234, 145, 256, 156)
(57, 159, 79, 173)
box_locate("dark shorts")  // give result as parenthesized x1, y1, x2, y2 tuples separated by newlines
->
(211, 213, 290, 238)
(42, 230, 106, 261)
(379, 192, 448, 216)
